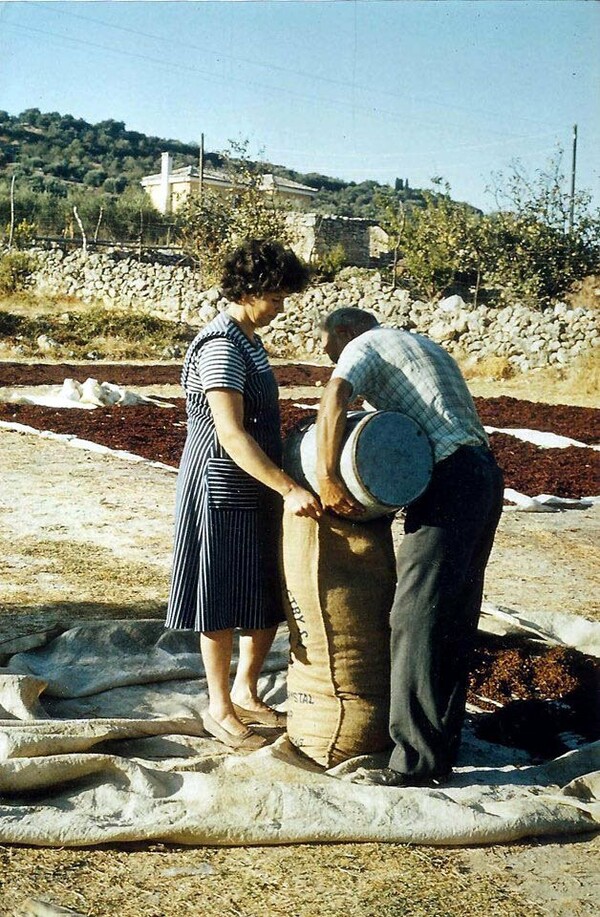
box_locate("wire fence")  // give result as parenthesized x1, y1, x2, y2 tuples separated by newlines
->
(32, 235, 186, 252)
(12, 236, 194, 267)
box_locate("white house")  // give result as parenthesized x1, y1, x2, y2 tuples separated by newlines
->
(141, 152, 318, 215)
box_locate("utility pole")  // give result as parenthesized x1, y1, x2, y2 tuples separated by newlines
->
(569, 124, 578, 234)
(199, 133, 204, 201)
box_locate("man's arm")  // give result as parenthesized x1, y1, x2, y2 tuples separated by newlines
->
(316, 377, 364, 516)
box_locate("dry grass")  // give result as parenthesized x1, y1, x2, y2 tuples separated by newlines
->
(459, 353, 515, 382)
(0, 842, 542, 917)
(565, 274, 600, 311)
(0, 294, 195, 360)
(564, 349, 600, 400)
(0, 291, 91, 317)
(0, 535, 169, 619)
(462, 350, 600, 407)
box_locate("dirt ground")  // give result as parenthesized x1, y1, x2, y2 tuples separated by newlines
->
(0, 368, 598, 917)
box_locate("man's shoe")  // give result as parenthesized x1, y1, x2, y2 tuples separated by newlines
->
(201, 711, 268, 750)
(350, 767, 451, 788)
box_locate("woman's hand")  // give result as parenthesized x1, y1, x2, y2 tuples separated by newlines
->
(283, 485, 323, 520)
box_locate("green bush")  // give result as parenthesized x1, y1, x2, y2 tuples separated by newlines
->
(8, 219, 37, 248)
(389, 158, 600, 306)
(312, 243, 347, 280)
(177, 140, 294, 286)
(0, 250, 37, 294)
(483, 156, 600, 305)
(0, 310, 25, 335)
(399, 183, 482, 300)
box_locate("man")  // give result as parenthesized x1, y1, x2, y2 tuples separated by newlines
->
(316, 307, 504, 786)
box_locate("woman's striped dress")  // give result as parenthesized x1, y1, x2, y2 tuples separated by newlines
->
(165, 312, 284, 633)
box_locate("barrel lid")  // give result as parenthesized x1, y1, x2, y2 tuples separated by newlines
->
(353, 412, 433, 507)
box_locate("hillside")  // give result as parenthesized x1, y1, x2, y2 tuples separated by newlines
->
(0, 108, 224, 195)
(0, 108, 426, 227)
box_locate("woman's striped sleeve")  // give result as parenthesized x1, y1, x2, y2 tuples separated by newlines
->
(194, 338, 246, 393)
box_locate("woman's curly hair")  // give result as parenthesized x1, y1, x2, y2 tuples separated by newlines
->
(221, 239, 310, 301)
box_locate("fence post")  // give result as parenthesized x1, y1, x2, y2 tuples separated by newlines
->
(72, 206, 87, 257)
(93, 206, 104, 243)
(8, 175, 16, 250)
(138, 208, 144, 260)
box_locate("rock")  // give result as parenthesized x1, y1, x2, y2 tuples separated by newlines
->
(36, 334, 57, 352)
(16, 900, 87, 917)
(205, 286, 221, 303)
(427, 321, 457, 344)
(437, 294, 467, 313)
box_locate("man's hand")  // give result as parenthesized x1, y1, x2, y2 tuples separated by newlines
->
(315, 377, 362, 518)
(318, 473, 364, 517)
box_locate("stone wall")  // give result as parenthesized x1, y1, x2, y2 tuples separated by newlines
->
(27, 246, 207, 325)
(24, 247, 600, 371)
(267, 273, 599, 372)
(287, 213, 387, 267)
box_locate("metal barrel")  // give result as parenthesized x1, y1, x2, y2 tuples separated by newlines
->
(283, 410, 433, 520)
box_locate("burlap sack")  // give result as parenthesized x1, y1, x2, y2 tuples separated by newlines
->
(282, 510, 397, 767)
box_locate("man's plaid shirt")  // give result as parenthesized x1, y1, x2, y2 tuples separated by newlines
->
(331, 327, 489, 463)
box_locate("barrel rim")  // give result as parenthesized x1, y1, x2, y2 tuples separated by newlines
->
(349, 410, 433, 509)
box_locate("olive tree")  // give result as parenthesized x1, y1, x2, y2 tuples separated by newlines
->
(484, 153, 600, 305)
(398, 180, 483, 301)
(177, 140, 293, 286)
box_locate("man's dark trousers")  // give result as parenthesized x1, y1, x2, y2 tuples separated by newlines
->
(389, 444, 504, 778)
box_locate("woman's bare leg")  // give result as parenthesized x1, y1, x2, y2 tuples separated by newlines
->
(230, 625, 278, 711)
(201, 629, 248, 736)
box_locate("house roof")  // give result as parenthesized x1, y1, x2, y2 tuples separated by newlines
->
(141, 165, 317, 196)
(258, 173, 318, 195)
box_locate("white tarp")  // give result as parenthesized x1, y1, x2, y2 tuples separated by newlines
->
(0, 420, 177, 472)
(5, 378, 174, 409)
(484, 425, 600, 451)
(482, 424, 599, 512)
(0, 607, 598, 848)
(503, 489, 596, 512)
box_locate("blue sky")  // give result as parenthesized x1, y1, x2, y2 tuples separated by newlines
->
(1, 0, 599, 211)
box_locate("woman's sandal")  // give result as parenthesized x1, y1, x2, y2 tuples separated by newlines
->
(201, 711, 268, 750)
(232, 703, 287, 728)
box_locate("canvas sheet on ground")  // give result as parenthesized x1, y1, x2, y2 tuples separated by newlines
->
(0, 605, 598, 848)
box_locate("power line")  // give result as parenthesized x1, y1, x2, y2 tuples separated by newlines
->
(5, 18, 564, 180)
(32, 0, 558, 132)
(5, 17, 564, 160)
(4, 20, 462, 131)
(268, 130, 562, 162)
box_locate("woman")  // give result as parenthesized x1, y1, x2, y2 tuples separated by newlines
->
(165, 239, 322, 750)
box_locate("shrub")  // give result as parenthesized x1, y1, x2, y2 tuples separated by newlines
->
(386, 158, 600, 307)
(0, 310, 25, 335)
(484, 154, 600, 306)
(312, 243, 347, 280)
(0, 304, 195, 359)
(177, 140, 293, 286)
(399, 182, 482, 300)
(0, 250, 37, 294)
(6, 219, 37, 248)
